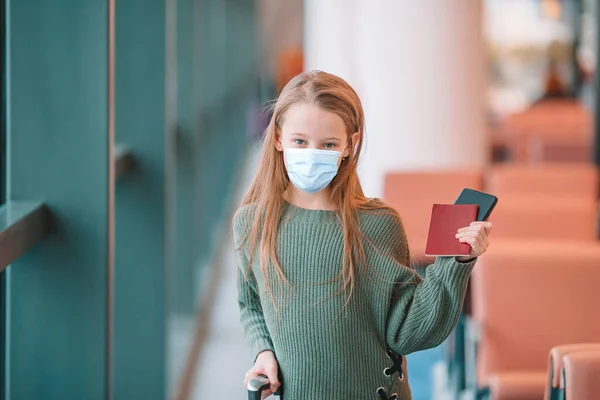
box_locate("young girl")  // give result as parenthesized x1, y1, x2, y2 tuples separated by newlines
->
(234, 71, 491, 399)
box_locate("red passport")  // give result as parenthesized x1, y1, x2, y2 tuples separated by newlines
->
(425, 204, 479, 257)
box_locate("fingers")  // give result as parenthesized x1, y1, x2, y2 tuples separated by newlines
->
(456, 221, 492, 235)
(265, 365, 280, 394)
(244, 369, 280, 394)
(456, 229, 485, 248)
(457, 222, 491, 241)
(243, 370, 264, 389)
(457, 235, 482, 255)
(456, 222, 490, 257)
(243, 371, 250, 388)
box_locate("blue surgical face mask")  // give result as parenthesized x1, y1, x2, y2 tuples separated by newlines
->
(284, 148, 343, 193)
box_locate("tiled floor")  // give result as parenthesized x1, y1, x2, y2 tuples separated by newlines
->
(192, 146, 446, 400)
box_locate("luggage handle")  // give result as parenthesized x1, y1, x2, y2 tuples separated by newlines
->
(246, 375, 283, 400)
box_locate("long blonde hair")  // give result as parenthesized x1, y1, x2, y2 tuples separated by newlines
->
(237, 70, 402, 308)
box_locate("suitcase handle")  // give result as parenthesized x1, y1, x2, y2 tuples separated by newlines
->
(246, 375, 283, 399)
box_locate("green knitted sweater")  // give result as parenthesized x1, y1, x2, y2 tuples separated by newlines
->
(234, 201, 476, 400)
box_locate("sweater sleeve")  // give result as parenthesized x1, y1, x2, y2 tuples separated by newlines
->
(233, 209, 275, 359)
(381, 212, 477, 356)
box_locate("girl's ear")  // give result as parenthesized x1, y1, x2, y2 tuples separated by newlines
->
(275, 129, 284, 152)
(343, 132, 360, 158)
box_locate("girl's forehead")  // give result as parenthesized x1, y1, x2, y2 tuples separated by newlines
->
(281, 103, 346, 138)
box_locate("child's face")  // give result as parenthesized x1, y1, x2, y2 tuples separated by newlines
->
(275, 103, 357, 166)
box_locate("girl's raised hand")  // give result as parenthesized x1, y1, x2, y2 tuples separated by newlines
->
(455, 221, 492, 262)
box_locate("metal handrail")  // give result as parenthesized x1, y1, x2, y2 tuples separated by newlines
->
(0, 201, 51, 272)
(0, 145, 133, 271)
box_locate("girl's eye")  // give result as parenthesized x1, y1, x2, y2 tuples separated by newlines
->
(294, 139, 305, 145)
(323, 143, 335, 149)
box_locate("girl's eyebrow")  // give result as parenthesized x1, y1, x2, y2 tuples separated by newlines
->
(289, 133, 342, 142)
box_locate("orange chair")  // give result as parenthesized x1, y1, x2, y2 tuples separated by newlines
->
(545, 344, 600, 400)
(495, 99, 592, 162)
(505, 133, 591, 163)
(524, 135, 592, 163)
(561, 350, 600, 399)
(486, 163, 598, 200)
(485, 163, 598, 241)
(468, 240, 600, 399)
(489, 195, 597, 241)
(383, 170, 483, 264)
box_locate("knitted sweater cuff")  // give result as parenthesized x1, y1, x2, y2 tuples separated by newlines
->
(429, 256, 477, 287)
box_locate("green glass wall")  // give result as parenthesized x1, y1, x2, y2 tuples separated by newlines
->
(1, 0, 260, 398)
(113, 0, 168, 398)
(6, 1, 110, 398)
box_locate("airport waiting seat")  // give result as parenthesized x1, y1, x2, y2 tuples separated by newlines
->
(466, 240, 600, 400)
(560, 350, 600, 400)
(544, 344, 600, 400)
(485, 163, 598, 242)
(504, 128, 590, 163)
(486, 163, 598, 200)
(488, 195, 597, 241)
(523, 135, 592, 163)
(495, 99, 592, 162)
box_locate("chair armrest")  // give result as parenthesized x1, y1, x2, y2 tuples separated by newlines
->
(563, 350, 600, 399)
(546, 343, 600, 398)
